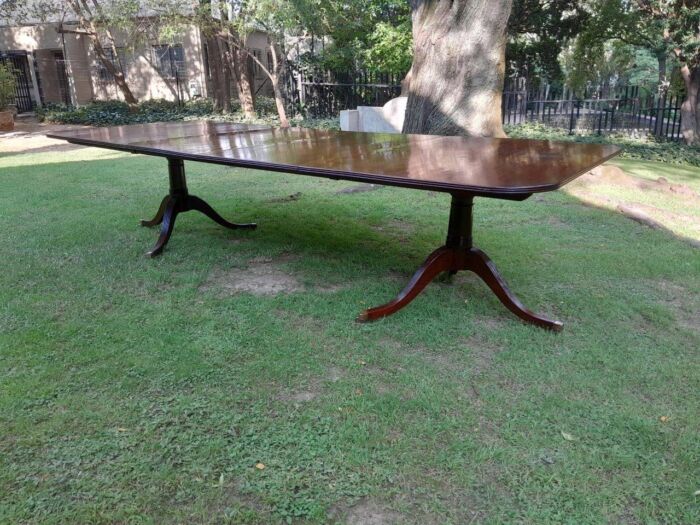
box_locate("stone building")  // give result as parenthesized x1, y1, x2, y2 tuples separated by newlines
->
(0, 17, 273, 112)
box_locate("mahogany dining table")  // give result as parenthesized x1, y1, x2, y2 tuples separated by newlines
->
(48, 121, 621, 331)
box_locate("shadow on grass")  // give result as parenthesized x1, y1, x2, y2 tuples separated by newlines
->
(2, 154, 698, 318)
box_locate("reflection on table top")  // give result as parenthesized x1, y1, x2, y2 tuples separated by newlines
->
(48, 121, 621, 197)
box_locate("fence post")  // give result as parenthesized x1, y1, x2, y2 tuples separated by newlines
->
(297, 72, 305, 107)
(568, 97, 575, 135)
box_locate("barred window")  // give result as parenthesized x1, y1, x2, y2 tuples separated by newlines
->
(152, 44, 185, 78)
(96, 47, 127, 82)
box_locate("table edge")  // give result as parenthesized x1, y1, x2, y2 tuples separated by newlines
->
(46, 131, 622, 198)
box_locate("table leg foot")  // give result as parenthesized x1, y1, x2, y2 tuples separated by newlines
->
(357, 247, 454, 322)
(464, 248, 563, 332)
(188, 194, 257, 230)
(140, 196, 169, 227)
(147, 198, 179, 258)
(359, 245, 563, 330)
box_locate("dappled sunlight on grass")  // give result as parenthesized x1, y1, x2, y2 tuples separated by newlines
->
(1, 146, 699, 523)
(563, 160, 700, 244)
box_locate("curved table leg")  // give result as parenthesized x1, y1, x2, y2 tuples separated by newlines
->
(147, 198, 179, 258)
(464, 248, 563, 331)
(140, 196, 169, 227)
(188, 195, 257, 230)
(358, 247, 455, 322)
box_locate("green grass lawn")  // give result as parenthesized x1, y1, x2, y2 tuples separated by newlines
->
(1, 144, 699, 524)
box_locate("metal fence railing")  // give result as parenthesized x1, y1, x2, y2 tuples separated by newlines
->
(288, 70, 402, 118)
(0, 51, 35, 113)
(502, 90, 683, 141)
(286, 71, 684, 141)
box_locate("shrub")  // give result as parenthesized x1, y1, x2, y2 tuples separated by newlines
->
(0, 63, 17, 111)
(506, 122, 700, 168)
(254, 96, 278, 117)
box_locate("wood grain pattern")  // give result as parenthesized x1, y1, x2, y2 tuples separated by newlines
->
(48, 121, 620, 198)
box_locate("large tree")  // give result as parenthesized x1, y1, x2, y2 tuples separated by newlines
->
(506, 0, 588, 84)
(637, 0, 700, 145)
(402, 0, 513, 137)
(192, 1, 257, 117)
(570, 0, 699, 145)
(567, 0, 672, 92)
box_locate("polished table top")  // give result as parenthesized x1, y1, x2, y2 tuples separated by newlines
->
(48, 121, 621, 198)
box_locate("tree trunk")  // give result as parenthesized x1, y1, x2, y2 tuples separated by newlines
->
(205, 35, 231, 112)
(402, 0, 513, 137)
(400, 65, 413, 97)
(270, 74, 289, 128)
(91, 35, 137, 105)
(657, 51, 667, 84)
(680, 64, 699, 146)
(232, 45, 256, 119)
(67, 0, 137, 104)
(268, 42, 289, 128)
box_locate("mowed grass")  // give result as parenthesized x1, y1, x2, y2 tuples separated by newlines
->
(0, 144, 699, 524)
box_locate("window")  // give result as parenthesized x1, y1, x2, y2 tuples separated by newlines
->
(250, 48, 265, 76)
(203, 42, 211, 79)
(96, 47, 127, 82)
(152, 44, 185, 78)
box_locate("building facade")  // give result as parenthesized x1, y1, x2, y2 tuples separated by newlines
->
(0, 20, 272, 112)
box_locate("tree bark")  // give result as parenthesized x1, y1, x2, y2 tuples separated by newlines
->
(268, 42, 289, 128)
(657, 51, 667, 84)
(231, 43, 256, 119)
(680, 64, 699, 146)
(402, 0, 513, 137)
(206, 35, 231, 112)
(68, 0, 138, 105)
(400, 65, 413, 97)
(92, 36, 137, 105)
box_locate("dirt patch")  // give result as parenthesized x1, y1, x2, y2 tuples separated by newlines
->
(547, 216, 569, 228)
(566, 175, 700, 248)
(268, 192, 302, 203)
(372, 219, 415, 235)
(336, 183, 381, 195)
(567, 165, 700, 247)
(276, 366, 345, 405)
(199, 256, 303, 296)
(412, 346, 459, 370)
(277, 389, 318, 403)
(615, 203, 700, 246)
(653, 279, 699, 335)
(471, 314, 510, 331)
(325, 366, 345, 383)
(576, 165, 700, 201)
(463, 334, 503, 375)
(330, 500, 403, 525)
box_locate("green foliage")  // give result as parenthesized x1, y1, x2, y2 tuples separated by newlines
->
(313, 0, 411, 75)
(506, 121, 700, 167)
(36, 99, 215, 126)
(363, 20, 413, 75)
(0, 62, 17, 110)
(35, 97, 340, 130)
(507, 0, 588, 83)
(564, 39, 638, 95)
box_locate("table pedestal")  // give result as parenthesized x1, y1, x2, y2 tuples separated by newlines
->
(141, 158, 256, 257)
(358, 195, 563, 331)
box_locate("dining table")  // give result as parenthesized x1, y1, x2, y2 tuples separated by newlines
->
(48, 121, 621, 331)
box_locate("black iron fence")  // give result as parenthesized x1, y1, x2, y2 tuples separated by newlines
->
(502, 90, 683, 140)
(0, 51, 35, 113)
(290, 70, 402, 118)
(288, 71, 684, 140)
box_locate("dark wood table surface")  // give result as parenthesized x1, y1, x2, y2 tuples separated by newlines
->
(49, 121, 621, 330)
